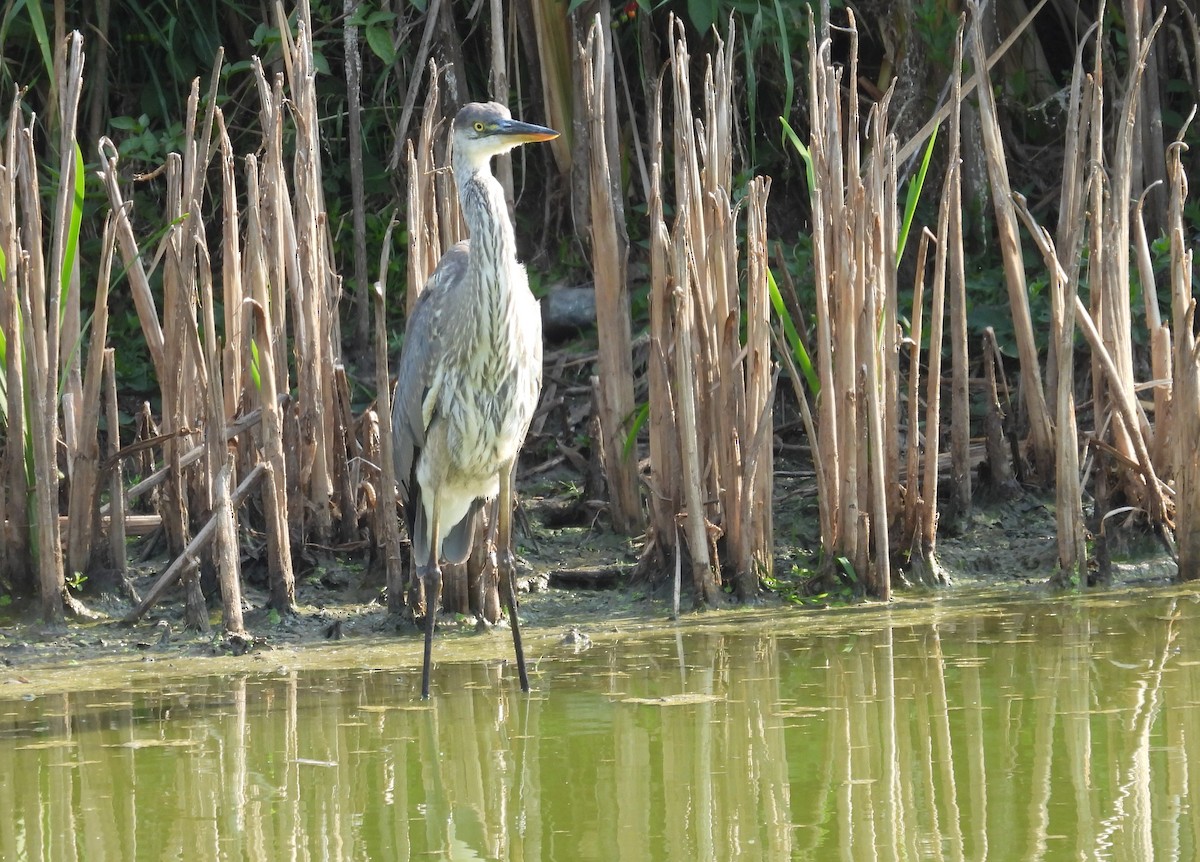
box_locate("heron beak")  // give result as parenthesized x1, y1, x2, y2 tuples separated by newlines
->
(497, 118, 560, 144)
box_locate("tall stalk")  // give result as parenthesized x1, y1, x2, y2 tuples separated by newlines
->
(643, 17, 773, 602)
(581, 15, 641, 535)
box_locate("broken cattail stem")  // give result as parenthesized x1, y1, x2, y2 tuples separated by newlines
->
(200, 235, 245, 635)
(902, 229, 933, 544)
(247, 300, 296, 613)
(967, 0, 1054, 480)
(16, 121, 66, 624)
(122, 464, 267, 624)
(582, 15, 641, 534)
(65, 213, 115, 578)
(104, 349, 127, 578)
(372, 216, 406, 613)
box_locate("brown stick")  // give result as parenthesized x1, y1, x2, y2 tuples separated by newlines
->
(199, 232, 245, 635)
(16, 123, 65, 624)
(51, 34, 85, 456)
(1, 96, 31, 590)
(967, 0, 1054, 480)
(1168, 139, 1198, 578)
(581, 15, 642, 534)
(644, 75, 681, 571)
(946, 20, 971, 516)
(371, 218, 406, 614)
(902, 230, 934, 546)
(122, 464, 266, 624)
(981, 328, 1017, 494)
(96, 140, 166, 380)
(103, 349, 127, 576)
(344, 0, 370, 350)
(66, 214, 116, 578)
(247, 300, 296, 612)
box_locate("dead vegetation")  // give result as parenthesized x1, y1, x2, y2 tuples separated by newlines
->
(0, 0, 1197, 645)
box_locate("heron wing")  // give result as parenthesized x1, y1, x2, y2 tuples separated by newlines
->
(392, 241, 471, 564)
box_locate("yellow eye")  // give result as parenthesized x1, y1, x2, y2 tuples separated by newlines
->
(473, 121, 485, 132)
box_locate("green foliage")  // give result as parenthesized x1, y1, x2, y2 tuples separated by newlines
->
(623, 402, 649, 461)
(911, 0, 956, 69)
(779, 117, 815, 201)
(108, 115, 186, 166)
(61, 144, 85, 302)
(762, 557, 858, 607)
(896, 123, 939, 265)
(768, 268, 818, 395)
(0, 0, 54, 91)
(346, 3, 398, 64)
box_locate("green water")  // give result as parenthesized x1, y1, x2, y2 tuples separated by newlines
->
(3, 588, 1199, 861)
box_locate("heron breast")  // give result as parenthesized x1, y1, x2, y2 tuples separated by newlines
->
(434, 344, 538, 479)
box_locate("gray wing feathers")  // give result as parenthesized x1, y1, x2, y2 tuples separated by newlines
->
(392, 241, 471, 565)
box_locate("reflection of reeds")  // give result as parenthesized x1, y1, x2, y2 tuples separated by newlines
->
(4, 600, 1197, 858)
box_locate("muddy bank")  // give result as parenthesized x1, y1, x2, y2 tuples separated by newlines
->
(0, 494, 1178, 683)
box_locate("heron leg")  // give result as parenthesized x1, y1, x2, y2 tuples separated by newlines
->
(421, 504, 442, 700)
(497, 463, 530, 692)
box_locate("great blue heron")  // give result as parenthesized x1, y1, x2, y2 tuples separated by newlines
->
(392, 102, 558, 699)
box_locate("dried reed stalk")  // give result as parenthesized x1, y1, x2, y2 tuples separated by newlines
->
(406, 64, 450, 317)
(244, 188, 296, 613)
(286, 17, 338, 544)
(742, 176, 774, 591)
(901, 229, 933, 546)
(103, 349, 126, 579)
(966, 0, 1054, 481)
(667, 21, 718, 605)
(643, 79, 681, 572)
(581, 15, 641, 534)
(372, 218, 406, 613)
(1013, 199, 1085, 580)
(980, 328, 1018, 495)
(642, 17, 772, 602)
(250, 59, 291, 389)
(946, 22, 970, 517)
(1168, 136, 1200, 579)
(164, 128, 203, 627)
(1135, 192, 1174, 474)
(0, 97, 31, 590)
(200, 232, 245, 636)
(16, 118, 65, 623)
(64, 215, 115, 578)
(218, 111, 244, 425)
(344, 0, 370, 350)
(804, 11, 904, 593)
(51, 33, 84, 460)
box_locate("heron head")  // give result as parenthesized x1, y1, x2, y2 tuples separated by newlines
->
(452, 102, 559, 169)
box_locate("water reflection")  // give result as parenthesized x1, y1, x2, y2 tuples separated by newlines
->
(2, 591, 1199, 861)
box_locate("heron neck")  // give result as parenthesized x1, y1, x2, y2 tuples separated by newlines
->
(457, 164, 517, 294)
